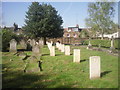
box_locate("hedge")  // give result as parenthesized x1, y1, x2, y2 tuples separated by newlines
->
(83, 39, 120, 49)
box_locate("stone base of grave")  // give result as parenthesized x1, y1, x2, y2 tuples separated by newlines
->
(25, 62, 40, 73)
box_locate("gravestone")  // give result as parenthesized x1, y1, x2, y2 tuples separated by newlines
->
(65, 46, 70, 55)
(9, 39, 17, 52)
(58, 43, 62, 51)
(20, 40, 27, 49)
(89, 56, 101, 79)
(39, 39, 44, 46)
(56, 42, 59, 48)
(32, 44, 41, 56)
(47, 42, 52, 50)
(30, 39, 36, 47)
(61, 44, 65, 52)
(26, 42, 32, 51)
(87, 41, 92, 49)
(110, 37, 114, 50)
(73, 49, 80, 62)
(50, 46, 55, 56)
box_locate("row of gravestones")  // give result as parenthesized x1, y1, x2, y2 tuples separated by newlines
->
(86, 39, 115, 50)
(47, 41, 100, 79)
(9, 39, 44, 73)
(9, 39, 44, 53)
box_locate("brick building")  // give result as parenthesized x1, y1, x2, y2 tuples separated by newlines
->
(63, 24, 82, 38)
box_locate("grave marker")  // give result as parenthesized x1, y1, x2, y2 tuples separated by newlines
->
(65, 46, 70, 55)
(89, 56, 101, 79)
(9, 39, 17, 52)
(73, 49, 80, 62)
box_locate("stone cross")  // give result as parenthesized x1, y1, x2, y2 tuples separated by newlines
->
(73, 49, 80, 62)
(9, 39, 17, 52)
(50, 46, 55, 56)
(65, 46, 70, 55)
(87, 41, 92, 49)
(89, 56, 101, 79)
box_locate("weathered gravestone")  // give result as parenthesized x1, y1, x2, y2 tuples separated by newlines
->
(20, 39, 27, 49)
(73, 49, 80, 62)
(50, 46, 55, 56)
(32, 44, 41, 57)
(9, 39, 17, 52)
(65, 46, 70, 55)
(32, 39, 36, 46)
(89, 56, 101, 79)
(39, 39, 44, 46)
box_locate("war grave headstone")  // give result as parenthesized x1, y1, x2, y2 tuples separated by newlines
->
(73, 49, 80, 62)
(89, 56, 101, 79)
(65, 46, 70, 55)
(50, 46, 55, 56)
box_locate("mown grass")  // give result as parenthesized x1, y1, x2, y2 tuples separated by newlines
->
(2, 45, 118, 88)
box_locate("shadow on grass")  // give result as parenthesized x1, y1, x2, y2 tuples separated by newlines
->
(55, 54, 63, 56)
(42, 54, 49, 56)
(101, 71, 112, 77)
(3, 70, 47, 88)
(17, 49, 32, 51)
(80, 59, 88, 63)
(22, 55, 31, 60)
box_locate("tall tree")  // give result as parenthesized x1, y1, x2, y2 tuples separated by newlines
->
(23, 2, 63, 44)
(85, 1, 115, 39)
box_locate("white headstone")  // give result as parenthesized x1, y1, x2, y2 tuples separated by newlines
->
(9, 39, 17, 52)
(89, 56, 101, 79)
(65, 46, 70, 55)
(61, 44, 65, 52)
(50, 46, 55, 56)
(73, 49, 80, 62)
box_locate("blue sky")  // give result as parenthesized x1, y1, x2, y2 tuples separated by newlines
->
(2, 2, 118, 28)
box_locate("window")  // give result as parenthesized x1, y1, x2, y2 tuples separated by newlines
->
(73, 34, 77, 37)
(67, 34, 70, 37)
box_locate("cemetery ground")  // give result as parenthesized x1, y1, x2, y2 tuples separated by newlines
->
(2, 45, 118, 88)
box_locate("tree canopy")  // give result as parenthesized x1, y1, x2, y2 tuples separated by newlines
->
(85, 1, 116, 39)
(23, 2, 63, 39)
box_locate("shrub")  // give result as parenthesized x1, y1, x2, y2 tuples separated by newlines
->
(1, 29, 17, 51)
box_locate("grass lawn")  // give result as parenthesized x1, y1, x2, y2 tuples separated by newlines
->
(2, 45, 118, 88)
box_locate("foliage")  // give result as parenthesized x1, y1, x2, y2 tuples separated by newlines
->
(85, 1, 116, 39)
(83, 39, 120, 49)
(23, 2, 63, 39)
(79, 30, 89, 38)
(1, 29, 18, 51)
(1, 29, 13, 51)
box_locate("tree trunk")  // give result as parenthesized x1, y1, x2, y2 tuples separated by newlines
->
(43, 37, 46, 45)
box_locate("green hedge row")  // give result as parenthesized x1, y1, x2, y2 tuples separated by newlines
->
(83, 39, 120, 49)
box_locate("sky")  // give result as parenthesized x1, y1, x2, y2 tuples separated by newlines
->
(2, 2, 118, 28)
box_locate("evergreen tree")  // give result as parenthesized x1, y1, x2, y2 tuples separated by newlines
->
(23, 2, 63, 44)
